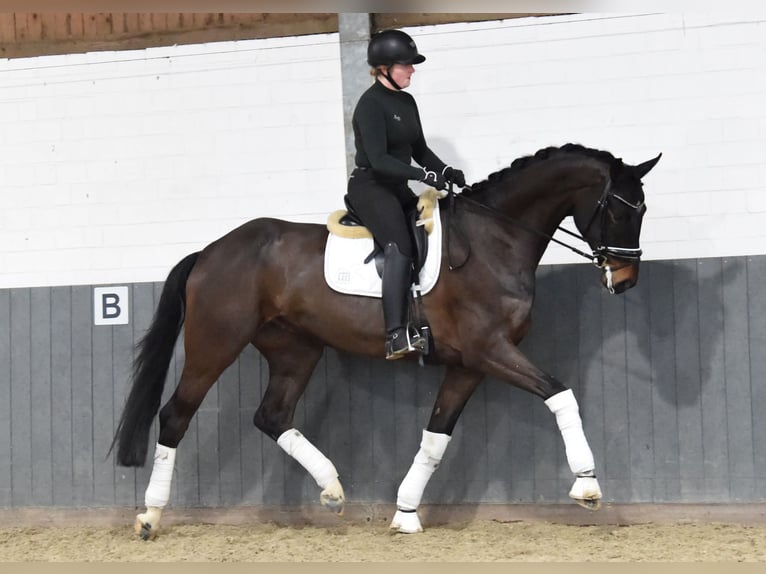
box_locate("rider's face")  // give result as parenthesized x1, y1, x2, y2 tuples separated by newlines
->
(386, 64, 415, 89)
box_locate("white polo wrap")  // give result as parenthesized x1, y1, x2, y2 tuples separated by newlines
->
(396, 429, 451, 511)
(545, 389, 595, 475)
(144, 442, 177, 508)
(277, 429, 338, 489)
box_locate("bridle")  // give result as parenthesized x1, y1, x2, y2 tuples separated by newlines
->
(445, 178, 646, 275)
(576, 179, 646, 265)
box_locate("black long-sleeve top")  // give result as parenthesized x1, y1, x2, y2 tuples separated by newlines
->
(352, 80, 446, 185)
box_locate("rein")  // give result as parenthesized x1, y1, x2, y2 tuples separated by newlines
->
(444, 183, 597, 268)
(444, 178, 644, 270)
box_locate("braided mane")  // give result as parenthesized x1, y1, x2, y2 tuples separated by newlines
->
(467, 143, 622, 195)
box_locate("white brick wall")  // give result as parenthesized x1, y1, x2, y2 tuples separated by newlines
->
(408, 13, 766, 264)
(0, 34, 346, 288)
(2, 13, 765, 288)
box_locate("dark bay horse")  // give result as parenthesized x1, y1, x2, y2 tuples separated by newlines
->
(112, 143, 660, 538)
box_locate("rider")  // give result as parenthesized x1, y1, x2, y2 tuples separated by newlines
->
(346, 29, 466, 360)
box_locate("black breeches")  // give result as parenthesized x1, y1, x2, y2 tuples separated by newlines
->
(346, 170, 416, 259)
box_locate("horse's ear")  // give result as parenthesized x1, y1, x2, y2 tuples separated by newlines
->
(633, 153, 662, 179)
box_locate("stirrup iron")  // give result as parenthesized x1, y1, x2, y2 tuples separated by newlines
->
(386, 326, 424, 360)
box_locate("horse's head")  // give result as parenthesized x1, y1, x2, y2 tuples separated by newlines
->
(573, 153, 661, 294)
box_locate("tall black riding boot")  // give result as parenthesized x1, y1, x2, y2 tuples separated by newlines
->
(382, 242, 424, 360)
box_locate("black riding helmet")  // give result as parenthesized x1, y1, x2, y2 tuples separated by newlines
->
(367, 29, 426, 67)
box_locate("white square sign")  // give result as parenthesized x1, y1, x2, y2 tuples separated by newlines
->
(94, 286, 130, 325)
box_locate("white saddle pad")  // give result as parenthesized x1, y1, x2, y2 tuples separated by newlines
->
(324, 203, 443, 298)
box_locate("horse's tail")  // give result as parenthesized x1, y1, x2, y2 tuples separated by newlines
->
(110, 251, 200, 467)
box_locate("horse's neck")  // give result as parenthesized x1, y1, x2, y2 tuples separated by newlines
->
(499, 160, 606, 223)
(471, 160, 606, 263)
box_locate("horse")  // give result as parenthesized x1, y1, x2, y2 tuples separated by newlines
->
(112, 143, 661, 538)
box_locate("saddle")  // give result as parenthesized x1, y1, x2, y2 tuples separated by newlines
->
(326, 189, 439, 278)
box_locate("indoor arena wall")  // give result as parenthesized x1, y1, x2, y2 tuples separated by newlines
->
(1, 13, 764, 509)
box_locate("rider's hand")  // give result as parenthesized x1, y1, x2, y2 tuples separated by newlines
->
(442, 166, 466, 188)
(420, 168, 447, 191)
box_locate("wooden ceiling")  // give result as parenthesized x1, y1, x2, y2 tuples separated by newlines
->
(0, 13, 545, 59)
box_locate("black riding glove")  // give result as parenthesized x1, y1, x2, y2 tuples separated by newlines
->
(420, 167, 447, 191)
(442, 165, 466, 188)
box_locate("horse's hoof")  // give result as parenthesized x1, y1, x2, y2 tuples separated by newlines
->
(569, 476, 602, 511)
(390, 509, 423, 534)
(134, 517, 157, 540)
(321, 495, 345, 515)
(320, 478, 345, 515)
(574, 497, 602, 511)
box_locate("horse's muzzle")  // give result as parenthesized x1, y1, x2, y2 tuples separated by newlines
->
(600, 258, 639, 294)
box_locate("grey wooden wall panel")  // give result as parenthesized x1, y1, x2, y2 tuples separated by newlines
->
(460, 376, 490, 502)
(347, 359, 375, 501)
(0, 289, 12, 506)
(10, 289, 32, 506)
(625, 264, 654, 501)
(71, 286, 94, 505)
(92, 319, 115, 505)
(602, 290, 631, 502)
(4, 255, 766, 509)
(369, 361, 398, 501)
(50, 287, 74, 506)
(747, 257, 766, 498)
(648, 261, 681, 501)
(30, 288, 53, 505)
(506, 385, 536, 501)
(674, 259, 706, 501)
(722, 258, 755, 500)
(485, 377, 513, 501)
(697, 258, 729, 500)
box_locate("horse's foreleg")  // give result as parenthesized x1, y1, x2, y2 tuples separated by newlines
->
(253, 330, 344, 514)
(544, 388, 602, 509)
(468, 341, 602, 510)
(391, 366, 483, 534)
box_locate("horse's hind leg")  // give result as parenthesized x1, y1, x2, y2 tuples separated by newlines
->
(253, 327, 345, 514)
(136, 318, 253, 539)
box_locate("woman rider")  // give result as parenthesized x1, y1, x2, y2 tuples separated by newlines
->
(346, 29, 466, 360)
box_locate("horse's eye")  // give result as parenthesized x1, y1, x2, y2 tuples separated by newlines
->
(608, 207, 631, 223)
